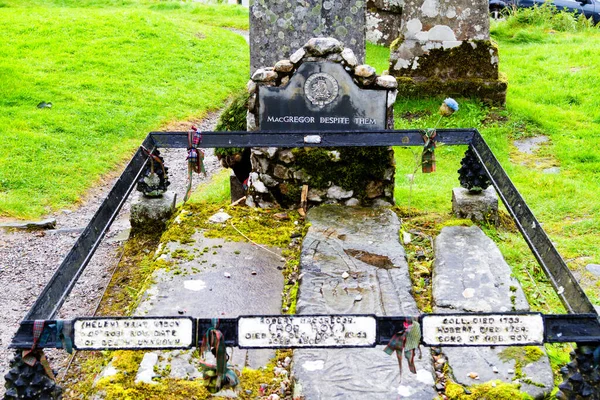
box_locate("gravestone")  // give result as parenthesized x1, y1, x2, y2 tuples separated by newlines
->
(249, 0, 366, 74)
(246, 38, 398, 208)
(366, 0, 403, 46)
(388, 0, 507, 104)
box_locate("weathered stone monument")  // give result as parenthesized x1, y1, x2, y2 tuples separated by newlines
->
(388, 0, 507, 104)
(246, 38, 398, 208)
(249, 0, 366, 74)
(366, 0, 403, 46)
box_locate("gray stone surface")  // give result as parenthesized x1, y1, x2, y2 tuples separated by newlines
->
(513, 135, 549, 154)
(433, 225, 528, 313)
(293, 205, 436, 399)
(250, 0, 365, 73)
(452, 186, 498, 225)
(130, 191, 176, 232)
(586, 263, 600, 277)
(433, 226, 554, 398)
(135, 232, 285, 373)
(0, 218, 56, 230)
(366, 1, 403, 46)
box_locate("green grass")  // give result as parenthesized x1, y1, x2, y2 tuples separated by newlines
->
(0, 0, 249, 217)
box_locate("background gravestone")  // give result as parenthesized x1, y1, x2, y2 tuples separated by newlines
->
(249, 0, 366, 74)
(366, 0, 403, 46)
(388, 0, 507, 104)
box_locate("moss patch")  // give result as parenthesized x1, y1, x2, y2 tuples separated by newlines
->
(445, 380, 533, 400)
(290, 146, 393, 202)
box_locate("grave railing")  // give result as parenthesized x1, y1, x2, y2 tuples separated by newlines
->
(7, 129, 600, 395)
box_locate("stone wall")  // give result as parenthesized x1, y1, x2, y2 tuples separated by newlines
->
(249, 0, 366, 74)
(366, 0, 403, 46)
(388, 0, 507, 104)
(245, 38, 398, 209)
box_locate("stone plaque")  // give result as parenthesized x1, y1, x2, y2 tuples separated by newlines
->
(74, 317, 194, 350)
(238, 315, 376, 348)
(259, 62, 387, 132)
(250, 0, 366, 74)
(422, 313, 544, 346)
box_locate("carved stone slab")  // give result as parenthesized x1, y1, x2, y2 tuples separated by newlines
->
(292, 205, 436, 399)
(433, 226, 554, 398)
(259, 62, 387, 132)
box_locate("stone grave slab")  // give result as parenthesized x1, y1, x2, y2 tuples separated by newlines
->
(136, 232, 286, 371)
(433, 226, 554, 397)
(292, 205, 436, 399)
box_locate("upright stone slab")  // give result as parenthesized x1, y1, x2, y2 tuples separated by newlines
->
(366, 0, 403, 46)
(292, 205, 436, 399)
(247, 38, 398, 209)
(433, 226, 554, 397)
(389, 0, 507, 104)
(250, 0, 366, 74)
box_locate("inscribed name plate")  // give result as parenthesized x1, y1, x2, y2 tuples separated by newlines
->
(422, 314, 544, 346)
(238, 315, 376, 348)
(74, 317, 194, 350)
(259, 62, 387, 132)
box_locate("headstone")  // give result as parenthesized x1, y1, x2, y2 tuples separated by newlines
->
(366, 0, 403, 46)
(249, 0, 366, 74)
(433, 226, 554, 398)
(388, 0, 507, 104)
(292, 205, 437, 399)
(246, 38, 397, 208)
(452, 186, 498, 225)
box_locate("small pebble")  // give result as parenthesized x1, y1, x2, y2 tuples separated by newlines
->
(224, 272, 231, 278)
(251, 270, 257, 275)
(467, 372, 479, 380)
(507, 369, 515, 375)
(354, 294, 363, 302)
(492, 366, 499, 373)
(342, 271, 350, 279)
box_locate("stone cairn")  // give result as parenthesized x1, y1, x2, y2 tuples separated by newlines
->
(245, 37, 398, 209)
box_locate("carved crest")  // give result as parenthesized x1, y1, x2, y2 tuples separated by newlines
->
(304, 72, 339, 107)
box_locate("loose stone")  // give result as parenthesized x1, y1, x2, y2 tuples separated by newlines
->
(375, 75, 398, 89)
(289, 48, 306, 64)
(342, 271, 350, 279)
(274, 59, 294, 73)
(252, 68, 278, 82)
(304, 37, 342, 56)
(354, 64, 376, 78)
(208, 212, 231, 224)
(341, 48, 358, 67)
(327, 185, 353, 200)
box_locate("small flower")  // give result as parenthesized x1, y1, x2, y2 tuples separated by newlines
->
(439, 98, 459, 116)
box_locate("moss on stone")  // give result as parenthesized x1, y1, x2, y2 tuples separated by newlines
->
(445, 380, 533, 400)
(395, 74, 508, 106)
(290, 146, 392, 201)
(499, 346, 545, 365)
(398, 41, 500, 80)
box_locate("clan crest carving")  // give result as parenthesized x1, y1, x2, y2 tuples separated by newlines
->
(305, 73, 339, 107)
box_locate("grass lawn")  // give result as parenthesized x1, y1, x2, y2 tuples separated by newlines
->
(0, 0, 249, 218)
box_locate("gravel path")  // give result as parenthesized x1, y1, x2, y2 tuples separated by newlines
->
(0, 112, 224, 394)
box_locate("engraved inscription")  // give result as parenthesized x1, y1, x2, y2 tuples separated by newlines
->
(422, 314, 544, 346)
(305, 73, 339, 107)
(238, 315, 376, 348)
(74, 318, 194, 349)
